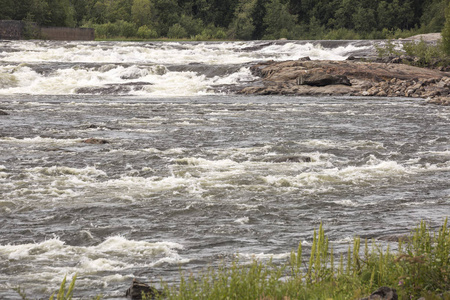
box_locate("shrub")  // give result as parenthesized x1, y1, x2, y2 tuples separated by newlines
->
(167, 23, 187, 39)
(136, 25, 158, 39)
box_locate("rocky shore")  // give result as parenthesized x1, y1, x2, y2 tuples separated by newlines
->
(238, 58, 450, 105)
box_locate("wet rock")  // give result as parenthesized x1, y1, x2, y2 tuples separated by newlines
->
(427, 96, 450, 106)
(0, 110, 8, 115)
(360, 286, 398, 300)
(82, 138, 109, 144)
(126, 279, 161, 300)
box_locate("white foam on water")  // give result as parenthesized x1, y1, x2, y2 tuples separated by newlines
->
(333, 199, 364, 207)
(237, 252, 291, 261)
(0, 236, 187, 270)
(1, 41, 366, 64)
(0, 40, 370, 96)
(263, 157, 407, 188)
(1, 136, 82, 145)
(234, 216, 250, 224)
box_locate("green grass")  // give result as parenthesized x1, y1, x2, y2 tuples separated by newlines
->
(14, 220, 450, 300)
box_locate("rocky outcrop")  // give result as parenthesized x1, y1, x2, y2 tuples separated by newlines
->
(126, 279, 161, 300)
(238, 60, 450, 105)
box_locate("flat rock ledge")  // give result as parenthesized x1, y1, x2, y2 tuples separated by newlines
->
(238, 60, 450, 105)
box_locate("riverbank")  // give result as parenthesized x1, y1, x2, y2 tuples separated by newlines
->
(238, 59, 450, 106)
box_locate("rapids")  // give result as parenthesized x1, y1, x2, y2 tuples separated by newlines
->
(0, 40, 449, 299)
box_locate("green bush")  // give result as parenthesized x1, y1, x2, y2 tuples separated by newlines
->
(167, 23, 188, 39)
(136, 25, 158, 39)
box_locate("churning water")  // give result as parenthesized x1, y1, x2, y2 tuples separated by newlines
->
(0, 40, 449, 299)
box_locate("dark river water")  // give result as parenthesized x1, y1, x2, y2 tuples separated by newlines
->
(0, 40, 449, 299)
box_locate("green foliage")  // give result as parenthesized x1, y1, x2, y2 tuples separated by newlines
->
(324, 28, 361, 40)
(90, 20, 137, 38)
(1, 0, 450, 40)
(137, 25, 158, 39)
(443, 1, 450, 54)
(228, 0, 257, 40)
(402, 39, 449, 66)
(375, 39, 402, 58)
(194, 24, 227, 40)
(263, 0, 297, 39)
(131, 0, 152, 27)
(178, 14, 203, 36)
(49, 274, 77, 300)
(167, 23, 188, 39)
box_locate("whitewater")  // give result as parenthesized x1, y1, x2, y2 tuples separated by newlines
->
(0, 40, 449, 299)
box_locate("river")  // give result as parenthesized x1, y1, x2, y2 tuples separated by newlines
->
(0, 40, 449, 299)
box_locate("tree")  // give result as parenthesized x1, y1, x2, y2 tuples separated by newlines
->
(352, 5, 376, 33)
(152, 0, 181, 36)
(0, 0, 16, 19)
(334, 0, 356, 29)
(228, 0, 257, 40)
(263, 0, 297, 39)
(29, 0, 51, 25)
(443, 1, 450, 55)
(131, 0, 152, 26)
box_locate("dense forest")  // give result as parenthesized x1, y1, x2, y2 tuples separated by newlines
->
(1, 0, 450, 40)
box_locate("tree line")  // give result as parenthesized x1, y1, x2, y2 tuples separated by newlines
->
(1, 0, 449, 40)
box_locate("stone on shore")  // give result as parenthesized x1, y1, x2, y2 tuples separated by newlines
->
(360, 286, 398, 300)
(125, 279, 161, 300)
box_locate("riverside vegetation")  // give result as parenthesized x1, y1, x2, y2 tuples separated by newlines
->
(14, 219, 450, 300)
(1, 0, 450, 42)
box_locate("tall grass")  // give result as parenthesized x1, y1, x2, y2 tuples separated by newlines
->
(151, 220, 450, 300)
(14, 220, 450, 300)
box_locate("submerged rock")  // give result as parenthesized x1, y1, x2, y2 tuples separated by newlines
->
(75, 82, 152, 95)
(82, 138, 109, 144)
(126, 279, 161, 300)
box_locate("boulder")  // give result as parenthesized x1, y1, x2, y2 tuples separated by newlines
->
(360, 286, 398, 300)
(0, 110, 8, 115)
(125, 279, 161, 300)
